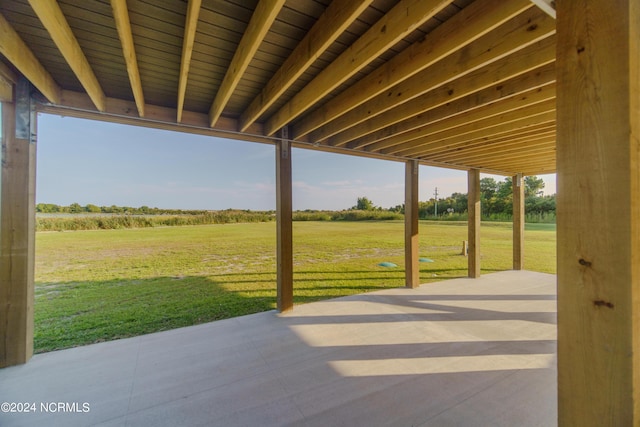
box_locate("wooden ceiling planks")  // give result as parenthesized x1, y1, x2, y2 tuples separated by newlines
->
(0, 0, 558, 175)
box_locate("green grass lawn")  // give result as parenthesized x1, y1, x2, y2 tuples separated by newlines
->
(34, 220, 556, 353)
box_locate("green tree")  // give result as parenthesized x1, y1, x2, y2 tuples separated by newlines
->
(36, 203, 61, 213)
(68, 202, 83, 213)
(480, 177, 498, 200)
(85, 204, 101, 213)
(524, 176, 545, 197)
(355, 196, 375, 211)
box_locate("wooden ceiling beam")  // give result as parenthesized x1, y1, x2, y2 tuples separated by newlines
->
(264, 0, 453, 136)
(238, 0, 373, 132)
(315, 8, 556, 145)
(336, 41, 555, 150)
(416, 114, 556, 158)
(177, 0, 202, 123)
(445, 143, 557, 167)
(429, 135, 556, 163)
(459, 155, 556, 171)
(0, 12, 61, 104)
(111, 0, 145, 117)
(425, 125, 556, 160)
(424, 126, 556, 161)
(367, 82, 556, 153)
(208, 0, 286, 127)
(39, 89, 274, 144)
(292, 0, 535, 140)
(28, 0, 106, 112)
(387, 96, 556, 157)
(462, 152, 556, 172)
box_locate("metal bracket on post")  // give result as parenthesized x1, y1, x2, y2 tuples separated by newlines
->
(516, 173, 523, 188)
(15, 78, 31, 141)
(280, 126, 289, 159)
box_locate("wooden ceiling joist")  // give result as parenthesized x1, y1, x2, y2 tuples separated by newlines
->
(264, 0, 454, 136)
(28, 0, 106, 112)
(312, 6, 556, 145)
(0, 12, 61, 104)
(443, 143, 557, 168)
(413, 111, 556, 157)
(208, 0, 286, 127)
(176, 0, 201, 123)
(427, 133, 557, 162)
(466, 151, 556, 171)
(383, 90, 556, 156)
(437, 143, 557, 169)
(408, 114, 555, 159)
(237, 0, 374, 132)
(332, 36, 556, 149)
(0, 0, 558, 176)
(111, 0, 145, 117)
(393, 107, 556, 161)
(460, 157, 556, 173)
(322, 30, 555, 146)
(291, 0, 535, 140)
(357, 80, 556, 153)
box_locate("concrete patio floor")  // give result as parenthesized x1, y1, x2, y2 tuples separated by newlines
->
(0, 270, 557, 427)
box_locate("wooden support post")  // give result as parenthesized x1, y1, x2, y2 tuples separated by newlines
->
(276, 127, 293, 312)
(557, 0, 640, 424)
(467, 169, 480, 278)
(0, 77, 36, 367)
(404, 160, 419, 288)
(513, 173, 524, 270)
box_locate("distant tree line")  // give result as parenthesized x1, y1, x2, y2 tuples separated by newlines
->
(36, 203, 229, 216)
(357, 176, 556, 223)
(36, 176, 555, 231)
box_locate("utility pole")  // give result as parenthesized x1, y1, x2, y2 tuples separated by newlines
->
(434, 187, 439, 218)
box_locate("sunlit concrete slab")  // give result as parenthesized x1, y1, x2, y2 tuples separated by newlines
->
(0, 270, 557, 427)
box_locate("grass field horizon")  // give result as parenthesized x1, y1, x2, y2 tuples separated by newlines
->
(35, 220, 556, 353)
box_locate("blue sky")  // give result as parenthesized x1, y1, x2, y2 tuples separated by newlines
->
(36, 114, 556, 211)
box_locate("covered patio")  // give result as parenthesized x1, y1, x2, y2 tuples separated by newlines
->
(1, 0, 639, 425)
(0, 271, 556, 426)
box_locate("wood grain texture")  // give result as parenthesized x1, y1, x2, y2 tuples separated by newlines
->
(111, 0, 145, 117)
(0, 12, 61, 104)
(467, 169, 481, 278)
(513, 173, 524, 270)
(276, 133, 293, 312)
(315, 7, 556, 145)
(176, 0, 201, 122)
(556, 0, 639, 424)
(404, 160, 420, 288)
(0, 80, 36, 367)
(209, 0, 286, 126)
(238, 0, 373, 131)
(28, 0, 106, 111)
(292, 0, 534, 139)
(265, 0, 453, 136)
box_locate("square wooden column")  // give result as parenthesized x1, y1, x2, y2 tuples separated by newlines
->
(557, 0, 640, 424)
(404, 160, 419, 288)
(1, 77, 36, 367)
(467, 169, 480, 278)
(276, 128, 293, 312)
(512, 173, 524, 270)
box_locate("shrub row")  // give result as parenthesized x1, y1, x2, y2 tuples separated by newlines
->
(36, 211, 275, 232)
(37, 209, 555, 232)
